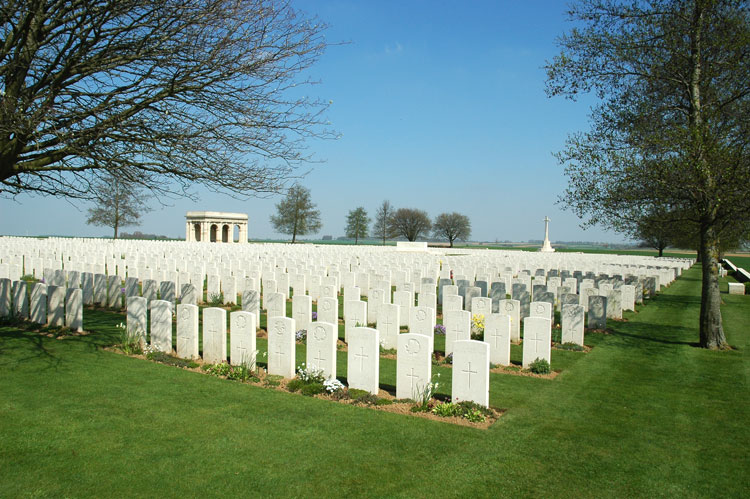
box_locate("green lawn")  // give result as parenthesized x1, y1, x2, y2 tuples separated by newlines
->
(1, 265, 748, 497)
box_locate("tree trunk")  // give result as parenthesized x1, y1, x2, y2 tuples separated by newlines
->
(292, 232, 296, 243)
(114, 223, 118, 239)
(699, 225, 727, 349)
(658, 247, 663, 257)
(449, 239, 454, 248)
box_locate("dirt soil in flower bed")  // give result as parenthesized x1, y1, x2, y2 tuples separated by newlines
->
(107, 347, 503, 429)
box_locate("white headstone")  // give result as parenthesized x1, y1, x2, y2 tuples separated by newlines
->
(484, 313, 511, 366)
(317, 296, 338, 325)
(522, 317, 551, 368)
(267, 316, 296, 378)
(376, 303, 400, 350)
(46, 285, 65, 326)
(126, 296, 147, 343)
(202, 307, 227, 364)
(344, 300, 367, 343)
(396, 333, 433, 400)
(347, 327, 380, 395)
(64, 288, 83, 332)
(264, 292, 286, 319)
(444, 309, 471, 357)
(230, 311, 257, 367)
(306, 321, 337, 380)
(176, 304, 199, 359)
(292, 294, 312, 332)
(530, 300, 553, 320)
(452, 340, 490, 407)
(150, 299, 172, 353)
(408, 306, 436, 339)
(561, 304, 584, 346)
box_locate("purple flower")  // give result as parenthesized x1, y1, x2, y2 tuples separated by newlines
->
(434, 324, 446, 335)
(312, 311, 318, 320)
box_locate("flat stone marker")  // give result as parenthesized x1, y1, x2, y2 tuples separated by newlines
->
(452, 340, 490, 407)
(127, 296, 147, 343)
(377, 303, 401, 350)
(728, 282, 745, 295)
(306, 321, 337, 380)
(29, 282, 46, 324)
(484, 313, 511, 366)
(202, 307, 227, 364)
(348, 327, 380, 395)
(530, 301, 553, 320)
(408, 306, 436, 339)
(443, 309, 471, 356)
(241, 288, 260, 315)
(47, 285, 65, 326)
(230, 311, 257, 367)
(471, 297, 492, 317)
(150, 299, 172, 353)
(344, 300, 367, 343)
(317, 296, 338, 325)
(561, 304, 584, 346)
(292, 294, 312, 332)
(176, 304, 199, 359)
(65, 288, 83, 332)
(267, 316, 296, 378)
(397, 333, 433, 400)
(522, 316, 551, 368)
(264, 292, 286, 319)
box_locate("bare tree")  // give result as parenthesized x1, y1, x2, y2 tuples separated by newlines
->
(345, 207, 369, 244)
(86, 174, 151, 239)
(270, 185, 321, 243)
(372, 200, 397, 245)
(389, 208, 431, 242)
(433, 212, 471, 247)
(0, 0, 332, 200)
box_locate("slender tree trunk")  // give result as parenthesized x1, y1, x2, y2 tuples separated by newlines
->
(449, 239, 454, 248)
(658, 247, 663, 257)
(699, 224, 727, 349)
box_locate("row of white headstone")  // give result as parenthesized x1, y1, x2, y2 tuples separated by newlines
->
(0, 278, 82, 331)
(127, 297, 502, 406)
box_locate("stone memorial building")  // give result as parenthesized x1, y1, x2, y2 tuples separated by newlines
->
(185, 211, 248, 243)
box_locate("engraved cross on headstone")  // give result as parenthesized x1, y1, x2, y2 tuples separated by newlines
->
(463, 361, 477, 389)
(355, 346, 368, 371)
(406, 367, 419, 391)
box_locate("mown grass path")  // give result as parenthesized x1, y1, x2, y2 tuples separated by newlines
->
(1, 266, 747, 497)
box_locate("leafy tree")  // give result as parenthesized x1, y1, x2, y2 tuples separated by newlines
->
(389, 208, 432, 242)
(546, 0, 750, 349)
(86, 174, 151, 239)
(270, 185, 321, 243)
(372, 200, 397, 245)
(0, 0, 331, 200)
(345, 207, 369, 244)
(433, 212, 471, 247)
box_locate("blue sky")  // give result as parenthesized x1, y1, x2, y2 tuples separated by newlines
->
(0, 1, 623, 243)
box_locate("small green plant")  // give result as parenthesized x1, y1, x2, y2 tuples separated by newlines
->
(431, 401, 493, 423)
(207, 292, 224, 306)
(348, 388, 379, 405)
(146, 351, 198, 369)
(264, 375, 283, 387)
(559, 342, 585, 351)
(299, 383, 326, 396)
(411, 373, 440, 412)
(529, 358, 551, 374)
(115, 322, 144, 355)
(375, 398, 393, 406)
(286, 379, 304, 392)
